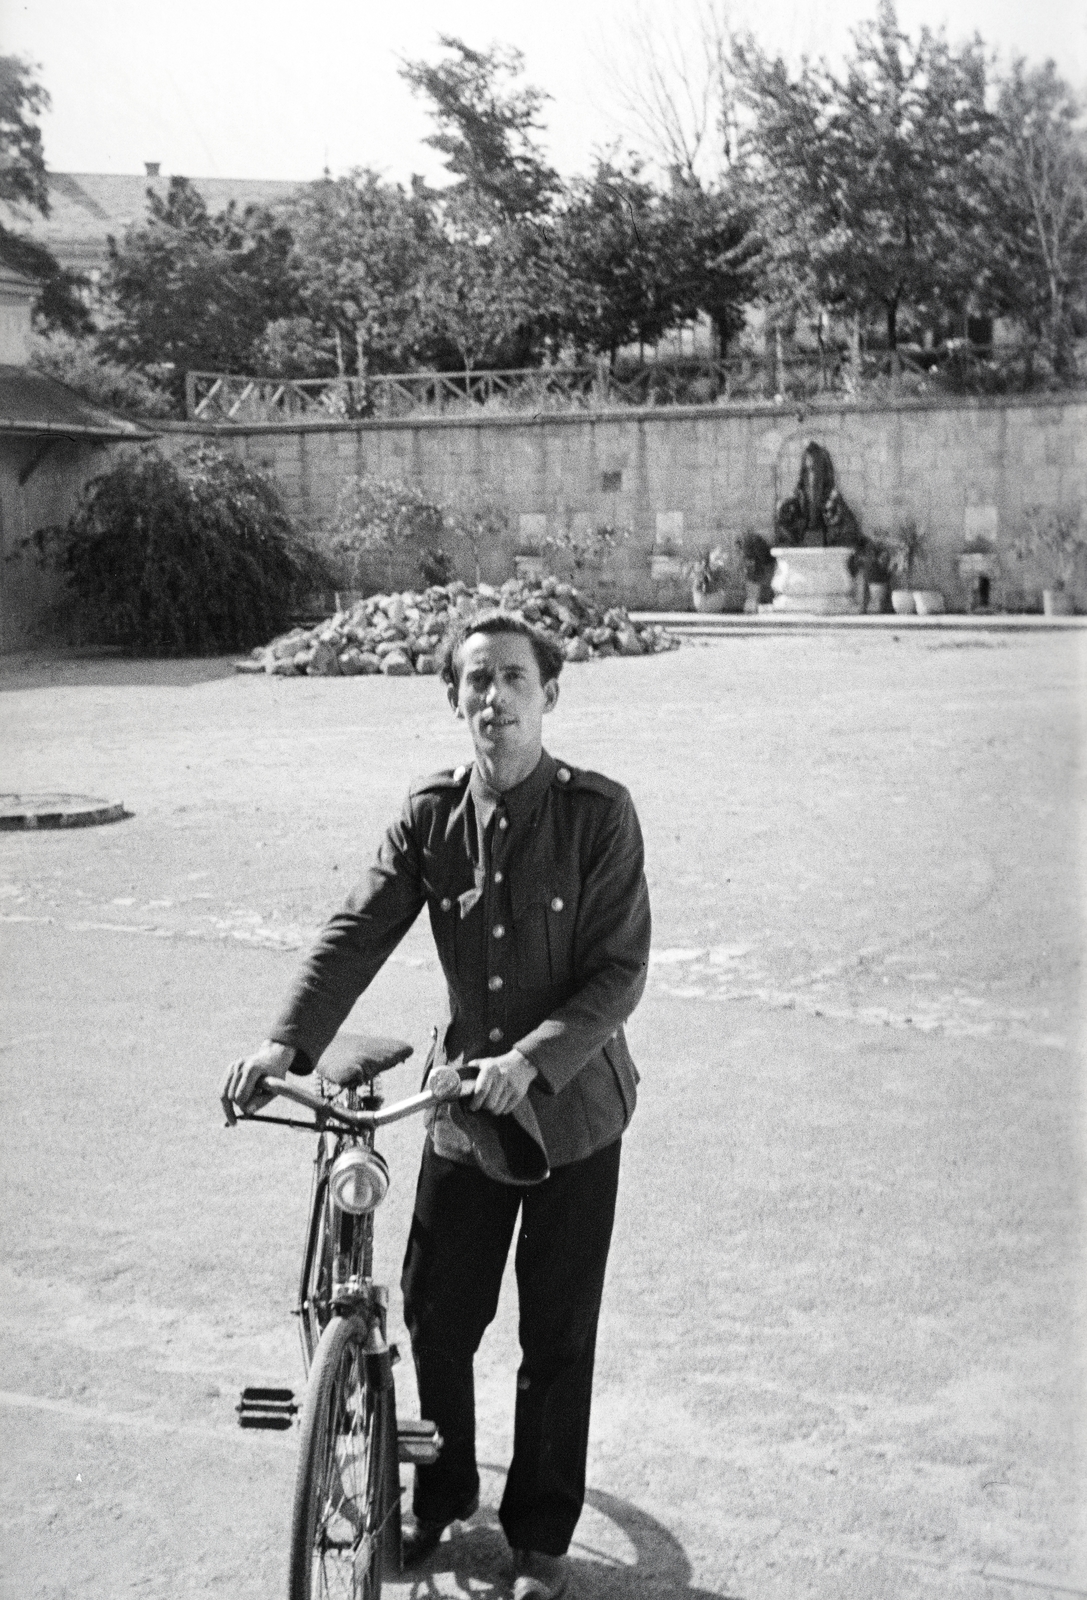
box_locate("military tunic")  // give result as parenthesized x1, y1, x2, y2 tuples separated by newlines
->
(269, 749, 651, 1167)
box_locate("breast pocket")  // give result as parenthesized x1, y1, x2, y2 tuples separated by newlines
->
(423, 865, 477, 979)
(512, 878, 578, 990)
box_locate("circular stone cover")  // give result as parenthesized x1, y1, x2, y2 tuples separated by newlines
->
(0, 793, 127, 830)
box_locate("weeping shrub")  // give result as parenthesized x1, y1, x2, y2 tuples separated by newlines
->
(37, 444, 330, 655)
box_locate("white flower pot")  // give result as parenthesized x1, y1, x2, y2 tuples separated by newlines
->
(1043, 588, 1074, 616)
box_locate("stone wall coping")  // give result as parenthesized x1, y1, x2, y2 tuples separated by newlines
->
(154, 386, 1087, 441)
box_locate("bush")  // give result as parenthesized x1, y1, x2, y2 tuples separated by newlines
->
(28, 332, 176, 419)
(31, 444, 329, 655)
(322, 477, 446, 591)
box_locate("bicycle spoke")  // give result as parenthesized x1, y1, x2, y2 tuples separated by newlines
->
(304, 1333, 388, 1600)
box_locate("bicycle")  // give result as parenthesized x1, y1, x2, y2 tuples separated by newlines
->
(226, 1031, 474, 1600)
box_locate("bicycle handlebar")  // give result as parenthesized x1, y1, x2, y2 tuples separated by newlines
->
(246, 1064, 475, 1132)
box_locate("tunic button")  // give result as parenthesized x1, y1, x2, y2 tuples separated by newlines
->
(551, 897, 564, 912)
(493, 870, 503, 883)
(557, 767, 571, 783)
(489, 1027, 504, 1043)
(497, 816, 509, 830)
(440, 897, 452, 912)
(454, 766, 467, 781)
(489, 975, 503, 991)
(493, 924, 505, 938)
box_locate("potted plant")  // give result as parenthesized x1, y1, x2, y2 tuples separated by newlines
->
(545, 519, 631, 584)
(687, 545, 737, 612)
(863, 539, 893, 612)
(886, 519, 926, 615)
(735, 531, 776, 612)
(1012, 503, 1086, 616)
(649, 539, 686, 582)
(958, 535, 997, 612)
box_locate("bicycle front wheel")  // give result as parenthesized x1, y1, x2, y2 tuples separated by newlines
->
(288, 1314, 397, 1600)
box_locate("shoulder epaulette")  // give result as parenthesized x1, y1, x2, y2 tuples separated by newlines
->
(551, 763, 625, 800)
(411, 765, 471, 796)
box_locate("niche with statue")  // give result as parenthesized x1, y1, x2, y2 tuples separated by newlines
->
(771, 442, 864, 615)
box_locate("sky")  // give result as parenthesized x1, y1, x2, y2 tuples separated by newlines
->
(4, 0, 1086, 186)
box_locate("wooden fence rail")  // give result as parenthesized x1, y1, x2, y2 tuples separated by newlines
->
(184, 344, 1052, 424)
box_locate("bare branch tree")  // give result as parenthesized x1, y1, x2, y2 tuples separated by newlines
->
(597, 1, 738, 183)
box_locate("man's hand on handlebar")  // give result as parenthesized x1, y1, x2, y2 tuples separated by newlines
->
(466, 1049, 537, 1116)
(221, 1040, 298, 1126)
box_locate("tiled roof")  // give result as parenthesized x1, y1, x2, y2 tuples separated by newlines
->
(0, 172, 306, 275)
(0, 365, 155, 438)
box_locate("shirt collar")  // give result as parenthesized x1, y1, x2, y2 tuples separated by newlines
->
(469, 749, 557, 831)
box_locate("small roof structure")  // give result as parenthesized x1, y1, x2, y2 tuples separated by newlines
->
(0, 365, 155, 441)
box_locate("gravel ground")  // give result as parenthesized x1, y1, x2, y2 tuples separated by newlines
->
(0, 629, 1084, 1600)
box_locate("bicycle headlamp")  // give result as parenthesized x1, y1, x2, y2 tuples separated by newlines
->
(328, 1147, 390, 1214)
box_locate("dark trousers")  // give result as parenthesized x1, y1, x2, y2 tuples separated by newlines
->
(400, 1136, 621, 1556)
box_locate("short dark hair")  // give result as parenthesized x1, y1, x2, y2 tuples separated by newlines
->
(440, 609, 565, 690)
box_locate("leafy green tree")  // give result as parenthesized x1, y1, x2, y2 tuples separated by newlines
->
(28, 331, 173, 416)
(551, 160, 675, 359)
(734, 1, 992, 352)
(99, 177, 298, 402)
(398, 36, 565, 370)
(0, 54, 50, 215)
(279, 170, 437, 375)
(399, 36, 559, 219)
(0, 228, 93, 336)
(657, 175, 759, 354)
(0, 55, 93, 335)
(979, 61, 1087, 375)
(415, 187, 558, 372)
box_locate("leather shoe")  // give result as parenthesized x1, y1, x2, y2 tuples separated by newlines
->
(400, 1493, 480, 1567)
(513, 1549, 570, 1600)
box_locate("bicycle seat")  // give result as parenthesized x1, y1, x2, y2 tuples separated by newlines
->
(317, 1033, 413, 1088)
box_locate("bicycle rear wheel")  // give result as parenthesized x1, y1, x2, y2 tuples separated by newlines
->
(288, 1314, 398, 1600)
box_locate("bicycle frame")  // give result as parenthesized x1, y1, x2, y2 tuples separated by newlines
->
(296, 1087, 383, 1372)
(239, 1067, 470, 1371)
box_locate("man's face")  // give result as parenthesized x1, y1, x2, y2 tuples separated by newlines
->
(450, 631, 558, 769)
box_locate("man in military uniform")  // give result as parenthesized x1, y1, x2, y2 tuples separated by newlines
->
(222, 611, 651, 1600)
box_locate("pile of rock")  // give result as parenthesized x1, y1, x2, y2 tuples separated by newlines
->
(240, 579, 679, 677)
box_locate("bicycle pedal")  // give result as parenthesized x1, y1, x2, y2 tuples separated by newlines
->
(397, 1417, 442, 1464)
(237, 1386, 299, 1430)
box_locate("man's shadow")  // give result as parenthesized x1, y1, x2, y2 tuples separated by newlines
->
(393, 1466, 739, 1599)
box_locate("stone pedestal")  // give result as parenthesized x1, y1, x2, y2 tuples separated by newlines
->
(770, 546, 860, 614)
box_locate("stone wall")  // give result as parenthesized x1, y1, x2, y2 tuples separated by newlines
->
(170, 393, 1087, 610)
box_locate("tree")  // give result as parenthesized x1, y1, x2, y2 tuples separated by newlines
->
(0, 55, 50, 215)
(414, 187, 556, 372)
(657, 175, 759, 354)
(279, 170, 438, 375)
(28, 331, 174, 417)
(552, 159, 676, 359)
(99, 177, 298, 402)
(399, 36, 559, 219)
(603, 1, 738, 186)
(0, 55, 93, 335)
(0, 227, 93, 336)
(980, 61, 1087, 376)
(734, 1, 993, 354)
